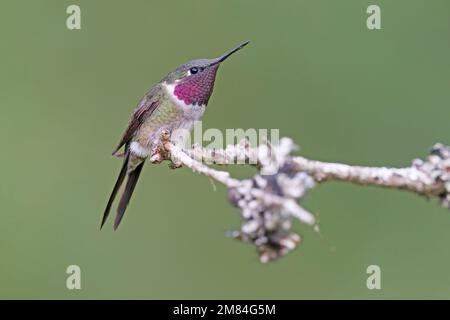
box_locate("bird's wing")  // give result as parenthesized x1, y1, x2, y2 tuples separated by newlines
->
(112, 85, 162, 155)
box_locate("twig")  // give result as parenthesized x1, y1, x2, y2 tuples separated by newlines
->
(290, 157, 445, 196)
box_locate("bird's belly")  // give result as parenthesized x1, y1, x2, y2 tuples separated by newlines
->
(131, 97, 204, 157)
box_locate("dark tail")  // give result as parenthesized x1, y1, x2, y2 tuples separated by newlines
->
(113, 161, 144, 230)
(101, 152, 130, 229)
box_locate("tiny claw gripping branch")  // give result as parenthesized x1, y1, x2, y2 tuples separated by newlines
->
(149, 130, 174, 165)
(150, 131, 450, 263)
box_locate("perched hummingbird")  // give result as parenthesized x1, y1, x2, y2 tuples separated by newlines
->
(101, 41, 250, 230)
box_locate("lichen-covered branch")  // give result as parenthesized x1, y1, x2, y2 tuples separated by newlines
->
(150, 131, 450, 263)
(290, 156, 446, 196)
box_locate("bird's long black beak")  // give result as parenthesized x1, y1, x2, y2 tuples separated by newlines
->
(212, 40, 250, 65)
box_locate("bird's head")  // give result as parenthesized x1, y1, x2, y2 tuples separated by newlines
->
(164, 41, 250, 106)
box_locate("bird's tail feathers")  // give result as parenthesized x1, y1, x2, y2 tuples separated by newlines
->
(113, 161, 144, 230)
(101, 151, 130, 229)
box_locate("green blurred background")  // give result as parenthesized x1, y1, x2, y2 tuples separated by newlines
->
(1, 0, 450, 299)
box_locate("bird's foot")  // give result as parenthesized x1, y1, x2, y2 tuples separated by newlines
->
(149, 130, 173, 164)
(149, 144, 164, 163)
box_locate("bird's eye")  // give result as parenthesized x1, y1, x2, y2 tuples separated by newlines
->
(190, 67, 199, 74)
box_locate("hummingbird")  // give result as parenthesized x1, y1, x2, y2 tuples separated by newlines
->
(101, 41, 250, 230)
